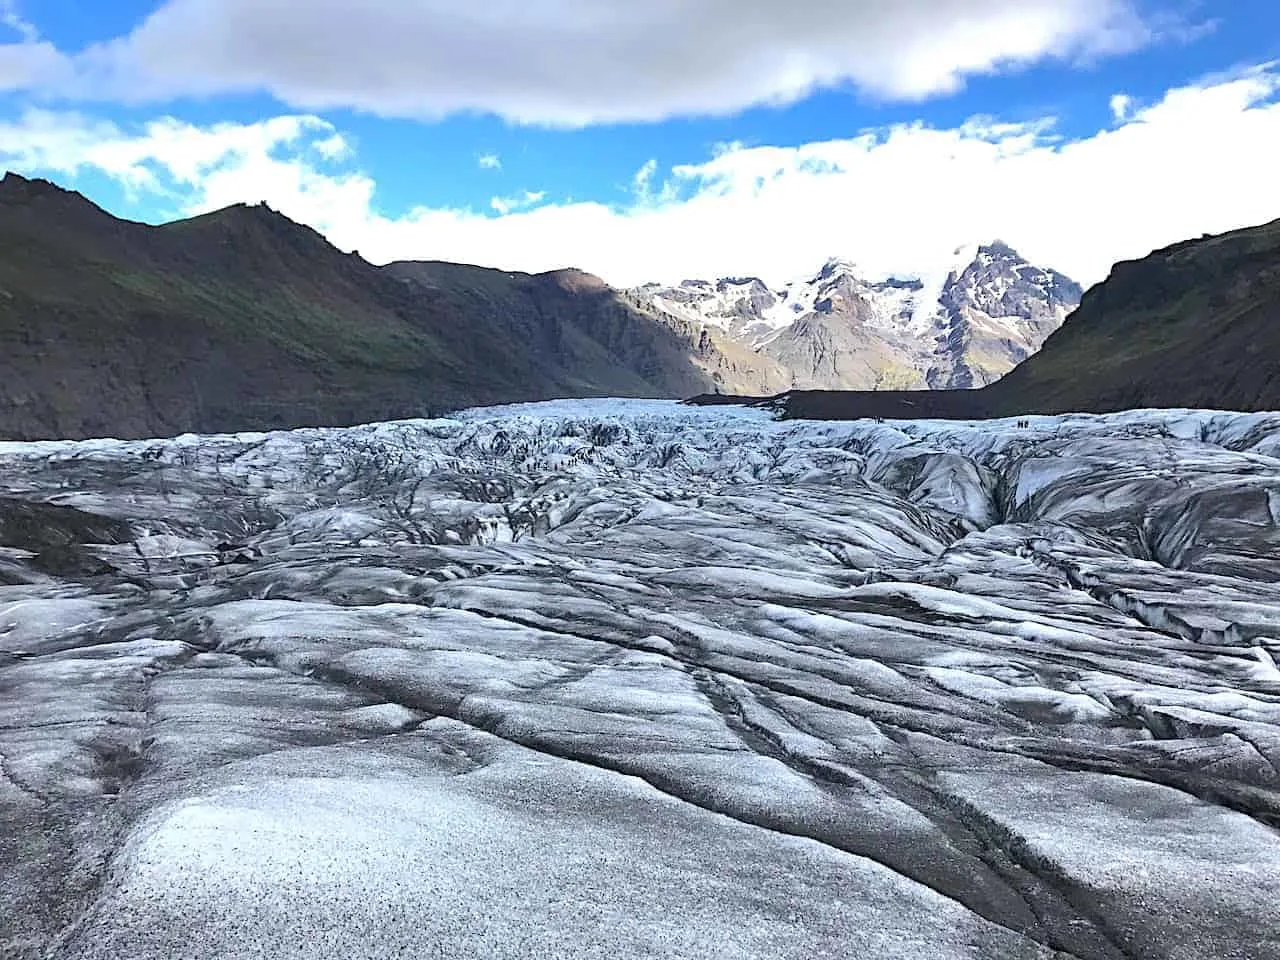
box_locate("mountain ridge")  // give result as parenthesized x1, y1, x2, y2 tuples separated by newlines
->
(0, 171, 775, 440)
(632, 244, 1082, 391)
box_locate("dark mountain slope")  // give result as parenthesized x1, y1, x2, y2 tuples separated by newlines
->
(0, 173, 724, 440)
(986, 218, 1280, 414)
(385, 262, 703, 397)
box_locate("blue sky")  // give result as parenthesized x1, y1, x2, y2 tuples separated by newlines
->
(2, 0, 1279, 286)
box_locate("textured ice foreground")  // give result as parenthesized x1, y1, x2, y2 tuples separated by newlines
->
(2, 398, 1280, 959)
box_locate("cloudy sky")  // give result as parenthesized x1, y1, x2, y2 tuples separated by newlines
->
(1, 0, 1278, 287)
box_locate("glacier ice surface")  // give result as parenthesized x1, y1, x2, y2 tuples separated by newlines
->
(2, 399, 1280, 959)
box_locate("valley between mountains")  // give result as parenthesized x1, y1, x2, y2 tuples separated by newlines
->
(5, 171, 1278, 440)
(0, 171, 1084, 439)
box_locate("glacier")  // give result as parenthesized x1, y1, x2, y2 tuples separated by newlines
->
(1, 398, 1279, 959)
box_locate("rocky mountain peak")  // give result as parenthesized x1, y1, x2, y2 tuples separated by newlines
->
(1, 170, 64, 199)
(539, 267, 612, 295)
(716, 276, 768, 293)
(813, 257, 860, 283)
(977, 239, 1019, 258)
(943, 241, 1083, 320)
(632, 243, 1083, 393)
(924, 242, 1085, 389)
(872, 277, 925, 292)
(0, 171, 108, 218)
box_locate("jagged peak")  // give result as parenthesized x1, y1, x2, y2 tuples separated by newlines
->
(945, 240, 1033, 283)
(166, 200, 328, 243)
(813, 256, 859, 282)
(213, 200, 301, 225)
(231, 199, 277, 212)
(2, 170, 51, 191)
(1, 170, 94, 206)
(977, 239, 1022, 259)
(873, 276, 925, 292)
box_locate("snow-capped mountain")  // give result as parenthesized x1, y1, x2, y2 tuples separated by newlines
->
(633, 275, 792, 347)
(930, 241, 1084, 388)
(634, 244, 1083, 391)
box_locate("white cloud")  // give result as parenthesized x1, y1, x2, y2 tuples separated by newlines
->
(2, 0, 77, 95)
(1109, 93, 1133, 120)
(10, 0, 1171, 125)
(0, 110, 369, 215)
(2, 68, 1279, 290)
(477, 153, 502, 171)
(631, 158, 659, 199)
(312, 133, 352, 161)
(489, 190, 545, 215)
(0, 40, 65, 91)
(0, 0, 70, 93)
(1, 0, 37, 43)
